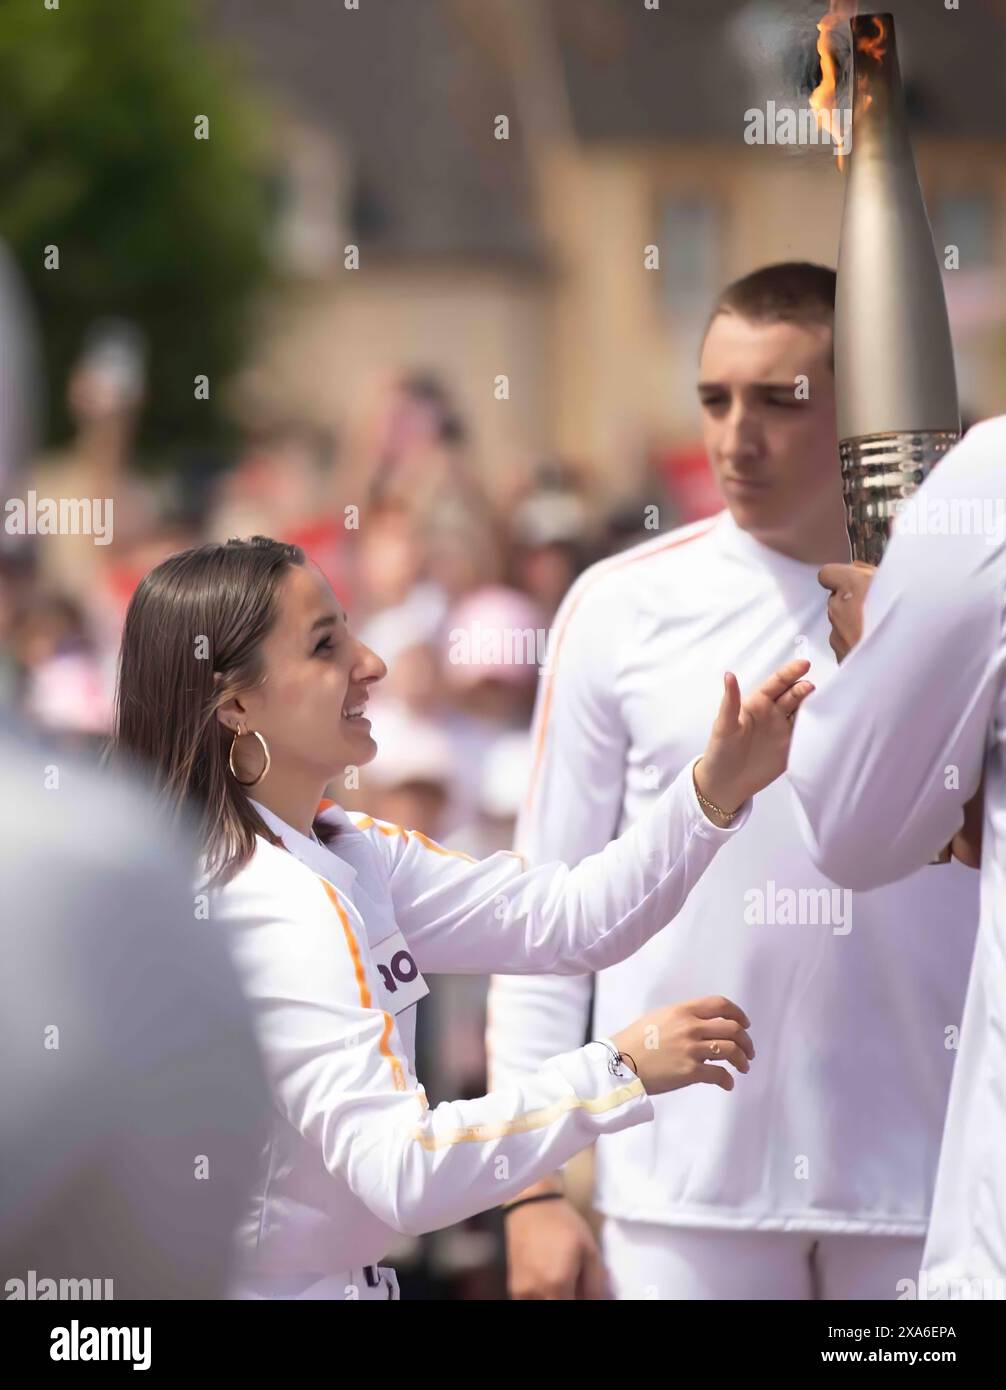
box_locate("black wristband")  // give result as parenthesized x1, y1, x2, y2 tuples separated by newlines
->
(501, 1192, 565, 1217)
(592, 1038, 638, 1078)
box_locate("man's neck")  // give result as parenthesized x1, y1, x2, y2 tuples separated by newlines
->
(744, 515, 851, 567)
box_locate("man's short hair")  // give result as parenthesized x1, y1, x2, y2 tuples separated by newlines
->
(705, 262, 836, 366)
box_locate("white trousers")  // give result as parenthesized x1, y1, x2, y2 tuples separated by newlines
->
(230, 1265, 400, 1300)
(601, 1218, 926, 1300)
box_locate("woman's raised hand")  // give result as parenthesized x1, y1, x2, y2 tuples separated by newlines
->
(693, 659, 814, 824)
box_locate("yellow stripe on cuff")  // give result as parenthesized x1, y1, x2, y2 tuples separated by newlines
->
(408, 1079, 645, 1150)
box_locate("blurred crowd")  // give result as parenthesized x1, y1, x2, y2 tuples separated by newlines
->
(0, 320, 716, 1297)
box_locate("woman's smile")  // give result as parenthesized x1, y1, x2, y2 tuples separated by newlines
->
(341, 694, 371, 727)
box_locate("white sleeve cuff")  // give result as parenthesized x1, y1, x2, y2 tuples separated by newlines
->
(548, 1040, 654, 1137)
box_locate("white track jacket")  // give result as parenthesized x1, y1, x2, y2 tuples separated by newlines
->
(790, 416, 1006, 1289)
(202, 761, 747, 1279)
(487, 510, 978, 1236)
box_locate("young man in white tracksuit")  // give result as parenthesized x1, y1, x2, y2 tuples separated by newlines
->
(486, 263, 980, 1300)
(789, 414, 1006, 1297)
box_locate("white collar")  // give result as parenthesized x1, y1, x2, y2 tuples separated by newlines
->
(713, 509, 824, 583)
(247, 796, 359, 896)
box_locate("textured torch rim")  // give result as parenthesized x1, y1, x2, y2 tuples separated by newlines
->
(839, 429, 961, 565)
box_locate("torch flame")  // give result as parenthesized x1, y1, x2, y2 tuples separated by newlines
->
(809, 1, 859, 167)
(852, 15, 887, 115)
(856, 14, 887, 62)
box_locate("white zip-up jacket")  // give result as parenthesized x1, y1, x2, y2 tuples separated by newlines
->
(790, 416, 1006, 1290)
(202, 758, 748, 1279)
(487, 511, 978, 1236)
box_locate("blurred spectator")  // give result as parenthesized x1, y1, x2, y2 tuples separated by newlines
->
(209, 422, 325, 539)
(427, 510, 502, 609)
(416, 584, 544, 836)
(442, 584, 544, 729)
(381, 638, 446, 719)
(9, 592, 110, 738)
(354, 500, 439, 627)
(353, 502, 450, 726)
(208, 420, 350, 603)
(356, 371, 467, 507)
(602, 495, 666, 556)
(509, 478, 596, 619)
(360, 698, 453, 841)
(23, 321, 162, 606)
(447, 729, 532, 861)
(351, 371, 503, 595)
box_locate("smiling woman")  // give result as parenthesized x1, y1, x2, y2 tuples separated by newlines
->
(212, 561, 387, 838)
(111, 537, 320, 886)
(108, 533, 812, 1300)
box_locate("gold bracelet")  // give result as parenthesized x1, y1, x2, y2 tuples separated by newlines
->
(693, 765, 739, 822)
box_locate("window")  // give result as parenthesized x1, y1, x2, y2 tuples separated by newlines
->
(660, 197, 720, 326)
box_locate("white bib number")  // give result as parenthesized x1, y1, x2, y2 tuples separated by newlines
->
(371, 930, 429, 1016)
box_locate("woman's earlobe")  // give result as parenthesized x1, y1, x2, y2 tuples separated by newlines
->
(215, 695, 243, 732)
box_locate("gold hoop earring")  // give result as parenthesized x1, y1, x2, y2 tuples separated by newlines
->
(229, 726, 271, 787)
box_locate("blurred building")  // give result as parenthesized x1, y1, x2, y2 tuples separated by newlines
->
(210, 0, 1006, 502)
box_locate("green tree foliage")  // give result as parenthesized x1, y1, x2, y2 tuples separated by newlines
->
(0, 0, 271, 462)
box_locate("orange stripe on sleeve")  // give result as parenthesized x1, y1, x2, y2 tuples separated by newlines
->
(317, 876, 408, 1093)
(410, 830, 478, 863)
(353, 814, 409, 842)
(353, 815, 477, 862)
(524, 522, 719, 816)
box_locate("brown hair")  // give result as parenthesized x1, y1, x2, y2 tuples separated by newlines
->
(705, 262, 837, 365)
(110, 535, 306, 886)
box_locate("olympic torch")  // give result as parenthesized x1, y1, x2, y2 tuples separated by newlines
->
(834, 12, 960, 566)
(832, 12, 959, 860)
